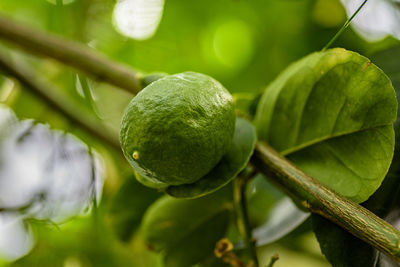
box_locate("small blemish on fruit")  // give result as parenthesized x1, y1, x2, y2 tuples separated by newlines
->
(132, 151, 140, 160)
(362, 61, 371, 71)
(146, 244, 155, 251)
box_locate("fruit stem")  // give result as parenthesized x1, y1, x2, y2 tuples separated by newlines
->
(322, 0, 368, 51)
(233, 175, 259, 267)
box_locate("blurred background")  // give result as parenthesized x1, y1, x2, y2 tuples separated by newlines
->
(0, 0, 399, 266)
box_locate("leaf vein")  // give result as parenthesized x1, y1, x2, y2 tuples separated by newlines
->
(281, 124, 392, 156)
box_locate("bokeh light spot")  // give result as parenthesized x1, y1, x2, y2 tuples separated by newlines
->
(113, 0, 164, 41)
(213, 20, 254, 70)
(0, 215, 34, 262)
(341, 0, 400, 41)
(312, 0, 346, 28)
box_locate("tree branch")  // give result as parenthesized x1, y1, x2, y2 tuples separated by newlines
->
(0, 14, 400, 263)
(0, 13, 141, 94)
(0, 51, 120, 149)
(251, 143, 400, 263)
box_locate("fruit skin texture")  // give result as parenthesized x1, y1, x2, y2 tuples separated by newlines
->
(120, 72, 235, 186)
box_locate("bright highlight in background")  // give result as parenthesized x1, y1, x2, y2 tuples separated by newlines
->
(113, 0, 165, 41)
(213, 20, 254, 70)
(0, 215, 33, 262)
(0, 105, 104, 261)
(341, 0, 400, 41)
(312, 0, 346, 28)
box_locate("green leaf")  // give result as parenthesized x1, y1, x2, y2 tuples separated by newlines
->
(312, 45, 400, 267)
(232, 92, 260, 119)
(312, 215, 378, 267)
(141, 193, 232, 267)
(134, 169, 169, 190)
(254, 48, 397, 203)
(371, 45, 400, 133)
(166, 117, 256, 198)
(313, 172, 400, 266)
(198, 255, 230, 267)
(247, 174, 285, 226)
(370, 45, 400, 93)
(163, 211, 230, 267)
(313, 162, 400, 266)
(367, 45, 400, 216)
(108, 177, 161, 242)
(14, 217, 160, 267)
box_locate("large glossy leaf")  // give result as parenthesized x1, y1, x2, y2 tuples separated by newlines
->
(371, 45, 400, 129)
(166, 117, 256, 198)
(141, 193, 232, 267)
(254, 48, 397, 203)
(312, 45, 400, 267)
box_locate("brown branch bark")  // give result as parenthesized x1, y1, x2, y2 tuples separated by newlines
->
(0, 13, 141, 94)
(251, 143, 400, 263)
(0, 52, 120, 149)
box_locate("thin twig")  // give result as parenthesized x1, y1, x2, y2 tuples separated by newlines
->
(233, 177, 259, 267)
(322, 0, 369, 51)
(0, 13, 142, 94)
(266, 254, 279, 267)
(0, 51, 120, 149)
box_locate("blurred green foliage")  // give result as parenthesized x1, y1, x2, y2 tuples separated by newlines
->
(0, 0, 400, 266)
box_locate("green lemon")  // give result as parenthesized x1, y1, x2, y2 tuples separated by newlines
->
(120, 72, 235, 186)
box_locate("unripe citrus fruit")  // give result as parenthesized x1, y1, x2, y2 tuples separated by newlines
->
(120, 72, 235, 186)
